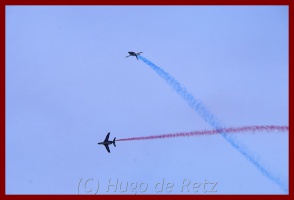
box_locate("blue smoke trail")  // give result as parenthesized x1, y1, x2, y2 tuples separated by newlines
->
(138, 55, 288, 193)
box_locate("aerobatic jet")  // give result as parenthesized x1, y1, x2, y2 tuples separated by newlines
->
(98, 132, 116, 153)
(125, 51, 143, 60)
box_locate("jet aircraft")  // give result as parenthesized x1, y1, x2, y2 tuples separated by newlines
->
(98, 132, 116, 153)
(125, 51, 143, 60)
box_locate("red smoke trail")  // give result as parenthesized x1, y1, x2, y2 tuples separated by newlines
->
(116, 125, 288, 142)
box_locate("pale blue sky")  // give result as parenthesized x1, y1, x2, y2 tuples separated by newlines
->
(6, 6, 288, 194)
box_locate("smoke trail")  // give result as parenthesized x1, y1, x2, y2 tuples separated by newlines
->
(137, 55, 288, 193)
(117, 125, 288, 141)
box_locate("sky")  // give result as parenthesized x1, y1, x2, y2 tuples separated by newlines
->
(6, 6, 288, 194)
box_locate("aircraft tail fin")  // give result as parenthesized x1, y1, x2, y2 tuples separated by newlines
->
(113, 137, 116, 147)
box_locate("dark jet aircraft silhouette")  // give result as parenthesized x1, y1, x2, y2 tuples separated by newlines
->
(98, 132, 116, 153)
(126, 51, 143, 60)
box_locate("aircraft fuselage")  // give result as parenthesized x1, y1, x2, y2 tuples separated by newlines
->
(98, 141, 113, 145)
(128, 52, 136, 56)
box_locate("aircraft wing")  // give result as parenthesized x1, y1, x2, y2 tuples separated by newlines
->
(104, 132, 110, 142)
(104, 144, 110, 153)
